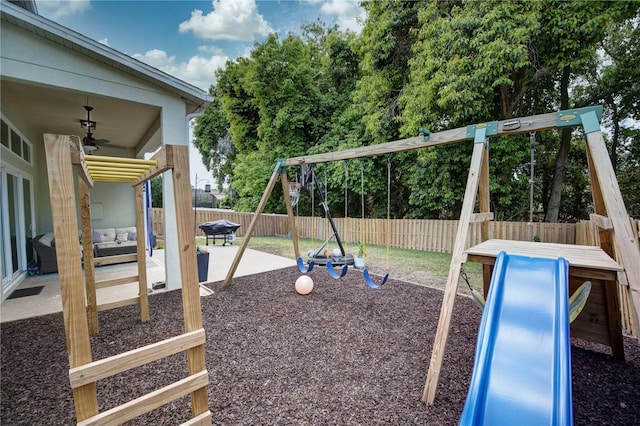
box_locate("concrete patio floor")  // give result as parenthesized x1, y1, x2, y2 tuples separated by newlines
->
(1, 244, 296, 323)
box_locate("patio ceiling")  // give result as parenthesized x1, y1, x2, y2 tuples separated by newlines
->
(2, 79, 162, 154)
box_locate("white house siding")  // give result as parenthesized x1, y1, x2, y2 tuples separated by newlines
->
(1, 11, 207, 291)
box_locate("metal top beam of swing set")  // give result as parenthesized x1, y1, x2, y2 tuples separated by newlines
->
(284, 107, 601, 166)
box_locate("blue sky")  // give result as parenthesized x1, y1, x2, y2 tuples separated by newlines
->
(38, 0, 364, 91)
(37, 0, 364, 186)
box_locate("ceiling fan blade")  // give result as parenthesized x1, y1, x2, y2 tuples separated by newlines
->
(99, 141, 128, 150)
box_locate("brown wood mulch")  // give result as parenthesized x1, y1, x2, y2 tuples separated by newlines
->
(1, 266, 639, 425)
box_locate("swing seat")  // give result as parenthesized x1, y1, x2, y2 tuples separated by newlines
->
(362, 269, 389, 289)
(326, 261, 349, 279)
(297, 257, 314, 273)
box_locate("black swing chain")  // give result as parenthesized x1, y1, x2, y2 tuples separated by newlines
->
(460, 267, 474, 293)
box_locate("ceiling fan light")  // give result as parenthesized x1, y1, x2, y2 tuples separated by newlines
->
(83, 142, 98, 152)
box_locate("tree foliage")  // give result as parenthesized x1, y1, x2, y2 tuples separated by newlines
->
(192, 0, 639, 222)
(149, 176, 162, 208)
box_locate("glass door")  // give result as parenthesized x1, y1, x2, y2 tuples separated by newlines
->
(1, 168, 34, 294)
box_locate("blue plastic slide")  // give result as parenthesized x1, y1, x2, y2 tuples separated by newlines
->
(459, 251, 573, 426)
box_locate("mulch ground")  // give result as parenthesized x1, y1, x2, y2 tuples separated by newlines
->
(2, 266, 639, 425)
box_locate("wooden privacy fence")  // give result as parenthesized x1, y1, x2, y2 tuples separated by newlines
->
(153, 208, 575, 250)
(153, 209, 638, 338)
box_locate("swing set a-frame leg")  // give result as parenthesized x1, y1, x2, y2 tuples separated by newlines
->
(281, 172, 301, 260)
(224, 168, 280, 287)
(224, 161, 301, 287)
(582, 110, 640, 341)
(422, 128, 489, 404)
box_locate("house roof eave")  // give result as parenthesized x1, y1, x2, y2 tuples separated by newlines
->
(1, 0, 212, 109)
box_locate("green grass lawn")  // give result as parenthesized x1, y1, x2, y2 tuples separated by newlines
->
(197, 235, 484, 296)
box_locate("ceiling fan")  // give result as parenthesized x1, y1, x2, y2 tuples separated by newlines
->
(80, 104, 124, 152)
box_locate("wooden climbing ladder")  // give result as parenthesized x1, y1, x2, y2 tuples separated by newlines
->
(44, 134, 210, 425)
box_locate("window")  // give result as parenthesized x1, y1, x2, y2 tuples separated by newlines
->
(1, 118, 33, 165)
(22, 141, 30, 162)
(10, 129, 21, 156)
(0, 120, 8, 148)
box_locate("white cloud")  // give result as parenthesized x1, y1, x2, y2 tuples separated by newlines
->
(304, 0, 364, 33)
(133, 49, 228, 91)
(37, 0, 90, 19)
(179, 0, 273, 41)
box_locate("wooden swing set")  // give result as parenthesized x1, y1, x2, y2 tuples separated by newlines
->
(223, 106, 640, 404)
(43, 134, 210, 424)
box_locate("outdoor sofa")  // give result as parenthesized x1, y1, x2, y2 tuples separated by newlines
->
(32, 226, 138, 274)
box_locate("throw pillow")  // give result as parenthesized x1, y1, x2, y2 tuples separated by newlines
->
(128, 232, 137, 241)
(92, 231, 102, 244)
(39, 232, 55, 247)
(116, 232, 128, 243)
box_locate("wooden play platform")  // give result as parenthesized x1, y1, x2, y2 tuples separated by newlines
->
(465, 239, 625, 358)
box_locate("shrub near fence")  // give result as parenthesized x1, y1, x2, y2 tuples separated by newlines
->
(152, 208, 576, 251)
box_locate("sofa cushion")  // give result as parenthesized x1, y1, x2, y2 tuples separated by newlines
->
(94, 241, 136, 250)
(39, 232, 55, 247)
(94, 228, 116, 243)
(116, 226, 137, 236)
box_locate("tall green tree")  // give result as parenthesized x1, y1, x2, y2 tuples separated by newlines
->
(400, 0, 638, 221)
(400, 0, 542, 219)
(192, 95, 232, 191)
(191, 2, 639, 222)
(593, 18, 640, 217)
(198, 26, 363, 214)
(350, 0, 424, 218)
(149, 176, 162, 208)
(537, 1, 637, 222)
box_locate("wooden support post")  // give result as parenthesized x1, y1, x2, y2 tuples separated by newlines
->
(583, 119, 640, 340)
(478, 142, 492, 291)
(169, 145, 209, 417)
(43, 134, 98, 420)
(79, 179, 98, 335)
(223, 170, 281, 287)
(585, 143, 615, 258)
(134, 183, 149, 323)
(423, 130, 488, 404)
(280, 172, 300, 259)
(590, 213, 614, 230)
(479, 144, 491, 241)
